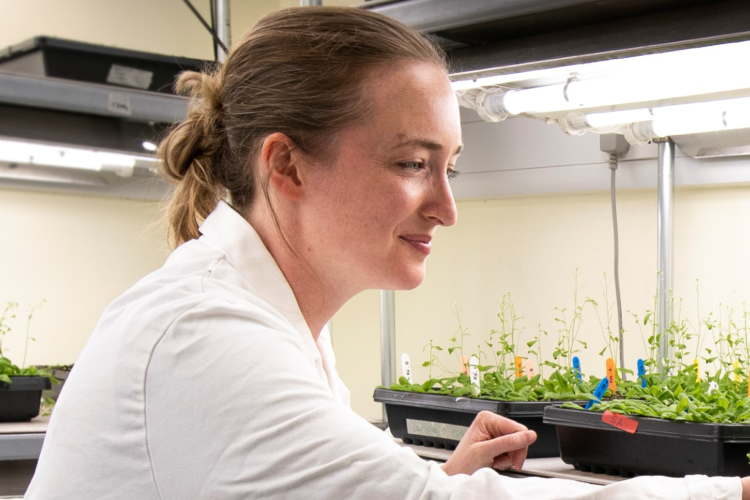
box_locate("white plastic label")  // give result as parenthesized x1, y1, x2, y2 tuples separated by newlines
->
(469, 356, 480, 391)
(106, 64, 153, 90)
(525, 359, 536, 378)
(401, 353, 412, 383)
(708, 381, 719, 394)
(107, 92, 132, 116)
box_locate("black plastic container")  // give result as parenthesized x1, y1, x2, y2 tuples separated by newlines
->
(0, 37, 211, 94)
(544, 406, 750, 477)
(374, 388, 569, 458)
(0, 376, 51, 422)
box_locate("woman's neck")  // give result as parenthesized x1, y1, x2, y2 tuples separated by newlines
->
(247, 208, 353, 341)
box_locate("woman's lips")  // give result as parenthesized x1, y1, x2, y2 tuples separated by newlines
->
(399, 235, 432, 256)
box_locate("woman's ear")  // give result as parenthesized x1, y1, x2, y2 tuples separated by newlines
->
(260, 132, 304, 201)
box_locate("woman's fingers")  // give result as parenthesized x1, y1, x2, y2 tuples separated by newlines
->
(478, 430, 536, 469)
(441, 412, 537, 476)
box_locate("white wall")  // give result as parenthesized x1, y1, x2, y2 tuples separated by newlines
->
(0, 187, 169, 366)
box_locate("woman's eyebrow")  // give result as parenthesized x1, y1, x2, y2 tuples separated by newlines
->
(392, 138, 464, 155)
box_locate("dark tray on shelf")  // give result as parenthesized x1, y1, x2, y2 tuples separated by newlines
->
(374, 388, 573, 458)
(0, 36, 212, 94)
(0, 376, 51, 422)
(544, 406, 750, 478)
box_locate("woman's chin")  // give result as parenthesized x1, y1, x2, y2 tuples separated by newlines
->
(381, 266, 426, 291)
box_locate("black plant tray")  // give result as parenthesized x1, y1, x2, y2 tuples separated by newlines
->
(0, 37, 211, 94)
(374, 388, 572, 457)
(0, 376, 51, 422)
(544, 406, 750, 478)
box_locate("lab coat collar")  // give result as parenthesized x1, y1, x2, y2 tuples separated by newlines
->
(197, 201, 349, 405)
(197, 201, 312, 341)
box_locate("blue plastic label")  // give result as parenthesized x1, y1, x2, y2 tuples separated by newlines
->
(585, 377, 609, 410)
(637, 359, 646, 388)
(573, 356, 582, 381)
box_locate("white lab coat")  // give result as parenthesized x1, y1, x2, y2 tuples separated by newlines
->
(26, 201, 741, 499)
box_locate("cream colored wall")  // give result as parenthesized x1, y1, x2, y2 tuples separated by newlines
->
(334, 184, 750, 421)
(0, 0, 362, 59)
(0, 187, 169, 366)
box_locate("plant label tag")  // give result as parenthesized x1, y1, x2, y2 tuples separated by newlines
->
(585, 377, 609, 410)
(708, 381, 719, 394)
(747, 368, 750, 397)
(734, 361, 741, 383)
(573, 356, 582, 381)
(694, 358, 701, 382)
(606, 358, 617, 393)
(469, 356, 480, 392)
(525, 359, 536, 378)
(637, 359, 646, 388)
(602, 410, 638, 434)
(401, 353, 412, 383)
(515, 356, 523, 378)
(461, 356, 469, 376)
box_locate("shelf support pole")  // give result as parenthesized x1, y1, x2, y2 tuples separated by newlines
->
(380, 290, 396, 422)
(213, 0, 231, 63)
(656, 138, 675, 372)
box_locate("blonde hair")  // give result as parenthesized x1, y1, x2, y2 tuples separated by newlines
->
(159, 6, 447, 248)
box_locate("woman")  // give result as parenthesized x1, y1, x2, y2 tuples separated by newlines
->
(27, 7, 750, 499)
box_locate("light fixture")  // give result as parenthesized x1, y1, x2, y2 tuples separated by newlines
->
(453, 39, 750, 115)
(0, 138, 158, 177)
(141, 141, 158, 152)
(563, 97, 750, 143)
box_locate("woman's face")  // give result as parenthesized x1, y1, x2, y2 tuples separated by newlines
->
(301, 61, 462, 293)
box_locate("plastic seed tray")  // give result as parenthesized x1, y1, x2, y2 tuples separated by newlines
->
(374, 388, 569, 457)
(0, 36, 211, 94)
(544, 406, 750, 477)
(0, 376, 51, 422)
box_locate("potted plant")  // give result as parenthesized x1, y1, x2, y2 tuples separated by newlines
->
(375, 289, 594, 458)
(0, 302, 55, 422)
(545, 302, 750, 477)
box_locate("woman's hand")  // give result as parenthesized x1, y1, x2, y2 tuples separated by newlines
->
(742, 476, 750, 500)
(441, 411, 537, 476)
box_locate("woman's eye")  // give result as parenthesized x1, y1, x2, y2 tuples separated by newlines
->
(400, 161, 424, 172)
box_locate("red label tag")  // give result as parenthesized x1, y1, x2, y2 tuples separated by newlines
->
(602, 410, 638, 434)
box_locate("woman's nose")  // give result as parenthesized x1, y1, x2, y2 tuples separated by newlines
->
(425, 174, 458, 227)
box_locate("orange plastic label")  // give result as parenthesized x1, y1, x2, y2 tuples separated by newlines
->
(515, 356, 523, 378)
(747, 368, 750, 397)
(525, 359, 536, 378)
(461, 356, 469, 375)
(606, 358, 616, 393)
(602, 410, 638, 434)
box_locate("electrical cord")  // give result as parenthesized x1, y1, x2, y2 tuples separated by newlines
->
(182, 0, 228, 58)
(609, 153, 626, 381)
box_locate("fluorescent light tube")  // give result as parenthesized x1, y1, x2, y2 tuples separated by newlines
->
(452, 39, 750, 113)
(585, 108, 653, 128)
(582, 97, 750, 137)
(651, 97, 750, 137)
(0, 139, 155, 176)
